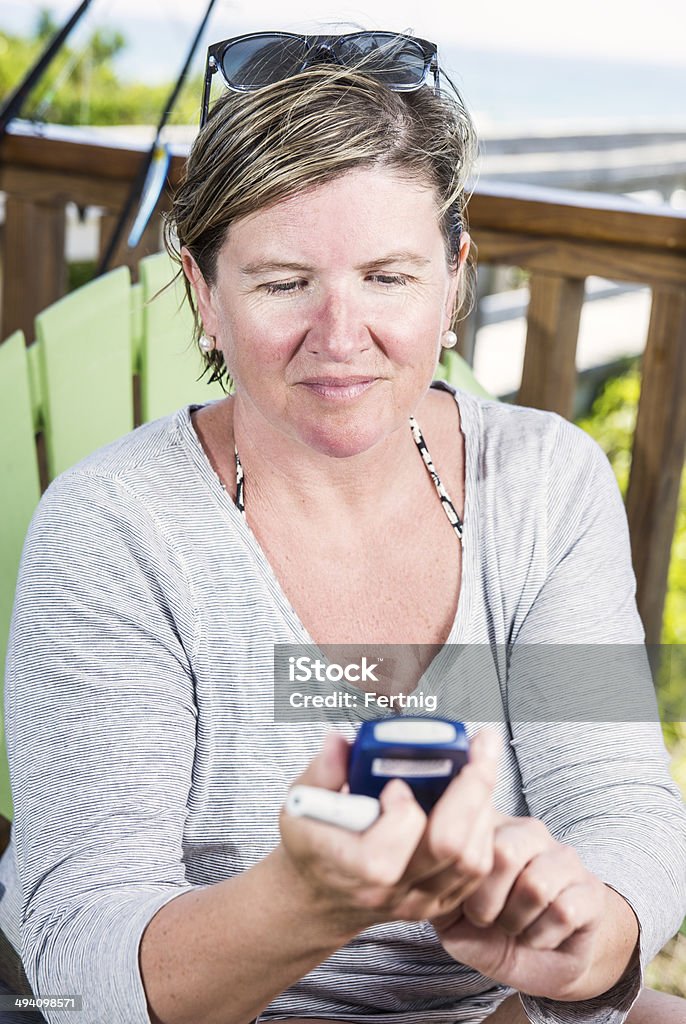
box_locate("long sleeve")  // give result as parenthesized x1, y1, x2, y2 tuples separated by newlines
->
(506, 419, 686, 1024)
(4, 470, 201, 1024)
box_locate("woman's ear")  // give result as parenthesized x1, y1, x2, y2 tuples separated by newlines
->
(457, 230, 471, 273)
(181, 247, 218, 337)
(444, 230, 471, 327)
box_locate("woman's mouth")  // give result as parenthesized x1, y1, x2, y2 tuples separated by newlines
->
(299, 377, 378, 400)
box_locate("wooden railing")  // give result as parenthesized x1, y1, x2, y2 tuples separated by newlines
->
(2, 124, 686, 644)
(0, 123, 186, 340)
(467, 181, 686, 643)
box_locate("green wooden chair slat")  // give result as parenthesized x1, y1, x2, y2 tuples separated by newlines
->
(139, 252, 225, 422)
(26, 342, 44, 433)
(130, 280, 144, 376)
(440, 348, 494, 399)
(34, 267, 134, 479)
(0, 332, 42, 820)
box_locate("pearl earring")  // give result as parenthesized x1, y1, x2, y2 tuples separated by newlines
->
(441, 330, 458, 349)
(199, 334, 216, 352)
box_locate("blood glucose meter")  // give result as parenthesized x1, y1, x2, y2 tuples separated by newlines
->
(348, 717, 469, 813)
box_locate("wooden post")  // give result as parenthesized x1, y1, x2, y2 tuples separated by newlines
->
(0, 816, 10, 857)
(518, 272, 585, 419)
(98, 210, 162, 281)
(458, 265, 495, 367)
(626, 286, 686, 644)
(2, 195, 66, 341)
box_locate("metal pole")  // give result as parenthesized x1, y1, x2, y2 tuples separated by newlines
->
(96, 0, 219, 276)
(0, 0, 96, 140)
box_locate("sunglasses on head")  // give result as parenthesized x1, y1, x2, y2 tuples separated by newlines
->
(200, 30, 440, 127)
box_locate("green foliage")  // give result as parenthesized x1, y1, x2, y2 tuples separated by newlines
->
(0, 31, 36, 98)
(86, 28, 126, 64)
(575, 361, 686, 756)
(0, 17, 204, 127)
(576, 359, 686, 648)
(67, 260, 96, 293)
(35, 8, 58, 43)
(575, 356, 640, 497)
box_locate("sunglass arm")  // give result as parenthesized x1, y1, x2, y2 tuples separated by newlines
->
(200, 55, 218, 127)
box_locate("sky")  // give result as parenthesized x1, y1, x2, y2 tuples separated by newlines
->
(3, 0, 686, 69)
(2, 0, 685, 128)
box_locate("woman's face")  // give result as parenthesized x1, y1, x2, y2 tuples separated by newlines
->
(183, 165, 469, 458)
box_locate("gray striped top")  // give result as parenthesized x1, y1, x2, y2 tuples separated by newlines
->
(2, 380, 685, 1024)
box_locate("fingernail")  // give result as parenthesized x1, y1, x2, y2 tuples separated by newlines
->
(320, 732, 338, 758)
(386, 778, 414, 802)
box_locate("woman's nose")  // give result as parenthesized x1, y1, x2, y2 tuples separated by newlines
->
(305, 292, 372, 359)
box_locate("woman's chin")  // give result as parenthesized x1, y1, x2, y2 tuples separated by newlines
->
(295, 421, 399, 459)
(259, 380, 419, 457)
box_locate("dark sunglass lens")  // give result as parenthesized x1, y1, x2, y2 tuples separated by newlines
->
(221, 35, 309, 88)
(336, 33, 426, 86)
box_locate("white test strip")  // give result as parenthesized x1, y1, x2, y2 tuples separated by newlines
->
(285, 785, 381, 832)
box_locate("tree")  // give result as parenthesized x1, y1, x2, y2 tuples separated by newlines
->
(89, 28, 126, 64)
(35, 8, 58, 43)
(0, 19, 202, 127)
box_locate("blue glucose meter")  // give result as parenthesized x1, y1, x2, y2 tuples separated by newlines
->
(348, 717, 469, 813)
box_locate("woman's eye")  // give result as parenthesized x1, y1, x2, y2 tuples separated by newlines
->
(263, 280, 307, 295)
(370, 274, 407, 286)
(262, 274, 408, 294)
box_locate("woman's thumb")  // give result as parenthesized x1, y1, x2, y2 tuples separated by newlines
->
(297, 731, 350, 791)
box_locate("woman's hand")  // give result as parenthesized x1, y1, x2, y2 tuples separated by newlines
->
(278, 728, 502, 935)
(430, 815, 640, 1001)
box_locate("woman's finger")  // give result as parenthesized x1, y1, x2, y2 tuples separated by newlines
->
(517, 880, 597, 950)
(353, 779, 428, 888)
(462, 816, 553, 927)
(279, 777, 426, 917)
(405, 798, 496, 896)
(294, 731, 350, 791)
(407, 728, 501, 879)
(495, 844, 587, 935)
(437, 799, 498, 907)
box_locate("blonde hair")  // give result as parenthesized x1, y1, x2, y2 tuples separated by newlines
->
(166, 59, 478, 389)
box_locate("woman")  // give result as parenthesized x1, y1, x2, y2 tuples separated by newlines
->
(1, 31, 685, 1024)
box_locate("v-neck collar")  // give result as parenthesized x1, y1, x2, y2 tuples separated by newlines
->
(177, 380, 480, 691)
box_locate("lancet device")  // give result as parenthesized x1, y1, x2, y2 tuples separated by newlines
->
(285, 786, 381, 832)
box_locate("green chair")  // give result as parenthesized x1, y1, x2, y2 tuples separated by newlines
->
(0, 332, 42, 821)
(436, 348, 493, 399)
(138, 251, 225, 421)
(34, 267, 135, 480)
(131, 279, 144, 377)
